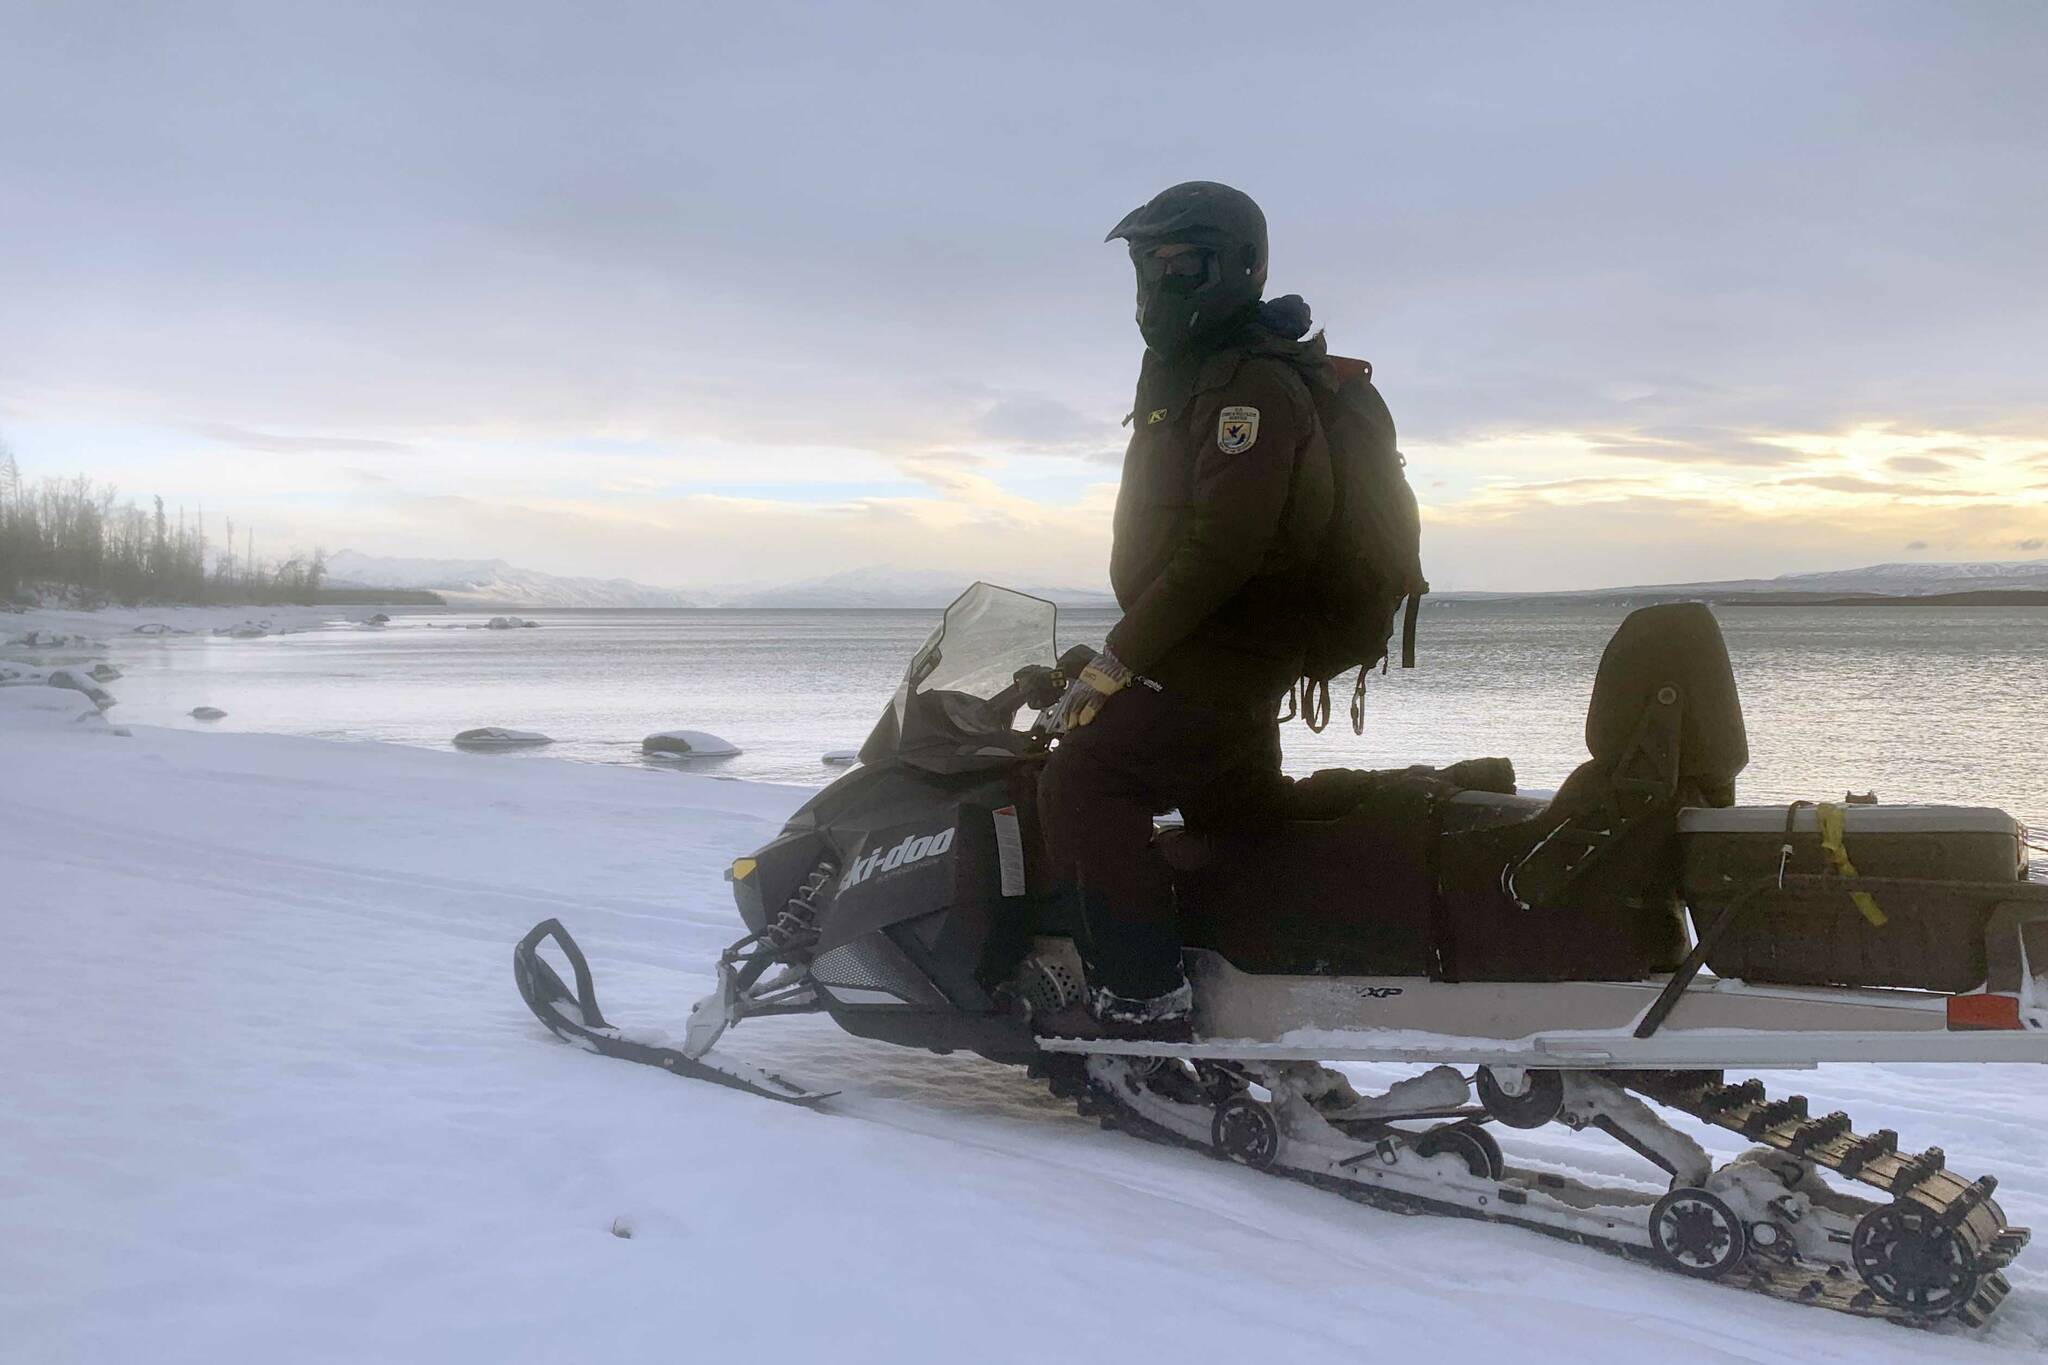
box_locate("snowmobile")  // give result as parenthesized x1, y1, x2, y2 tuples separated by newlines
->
(515, 583, 2047, 1328)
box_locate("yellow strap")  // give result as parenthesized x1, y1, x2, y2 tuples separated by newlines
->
(1816, 802, 1887, 927)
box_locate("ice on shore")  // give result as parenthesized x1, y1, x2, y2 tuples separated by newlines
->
(6, 629, 96, 648)
(453, 726, 552, 747)
(7, 602, 340, 643)
(643, 729, 740, 758)
(2, 661, 127, 706)
(0, 687, 128, 732)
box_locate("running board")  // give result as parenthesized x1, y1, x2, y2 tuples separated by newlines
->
(1025, 947, 2048, 1067)
(1036, 1031, 2048, 1067)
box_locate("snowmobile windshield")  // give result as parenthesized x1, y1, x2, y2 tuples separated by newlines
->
(859, 583, 1058, 768)
(909, 582, 1057, 702)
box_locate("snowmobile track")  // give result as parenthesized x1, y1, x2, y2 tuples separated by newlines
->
(1632, 1070, 2026, 1324)
(1037, 1055, 2025, 1330)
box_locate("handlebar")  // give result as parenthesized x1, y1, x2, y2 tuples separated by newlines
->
(983, 643, 1103, 729)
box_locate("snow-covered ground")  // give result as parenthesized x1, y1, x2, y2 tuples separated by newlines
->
(3, 688, 2046, 1363)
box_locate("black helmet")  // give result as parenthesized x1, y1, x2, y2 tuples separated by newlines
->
(1106, 181, 1269, 356)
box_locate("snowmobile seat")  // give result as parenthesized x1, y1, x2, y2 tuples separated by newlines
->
(1180, 604, 1753, 984)
(1175, 762, 1525, 977)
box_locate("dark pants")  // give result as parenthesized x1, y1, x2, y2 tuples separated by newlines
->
(1038, 683, 1289, 1000)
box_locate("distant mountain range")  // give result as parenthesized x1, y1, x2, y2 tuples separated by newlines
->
(1440, 559, 2048, 603)
(326, 549, 2048, 609)
(719, 566, 1119, 609)
(1735, 560, 2048, 594)
(323, 551, 706, 607)
(322, 551, 1118, 609)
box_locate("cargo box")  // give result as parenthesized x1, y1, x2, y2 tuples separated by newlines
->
(1679, 805, 2030, 991)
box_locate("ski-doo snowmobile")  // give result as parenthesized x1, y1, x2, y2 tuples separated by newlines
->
(515, 583, 2047, 1328)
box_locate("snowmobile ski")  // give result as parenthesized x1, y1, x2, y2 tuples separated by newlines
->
(514, 919, 832, 1107)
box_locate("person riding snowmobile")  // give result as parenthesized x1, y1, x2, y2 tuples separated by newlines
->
(1037, 181, 1338, 1042)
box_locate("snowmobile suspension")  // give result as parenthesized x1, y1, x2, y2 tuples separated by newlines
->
(1042, 1054, 2029, 1330)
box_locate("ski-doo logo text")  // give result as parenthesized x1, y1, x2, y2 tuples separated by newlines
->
(839, 827, 956, 892)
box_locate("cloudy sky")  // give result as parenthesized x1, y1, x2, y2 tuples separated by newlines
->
(3, 1, 2044, 591)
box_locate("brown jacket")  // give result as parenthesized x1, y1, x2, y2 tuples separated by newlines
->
(1105, 330, 1334, 701)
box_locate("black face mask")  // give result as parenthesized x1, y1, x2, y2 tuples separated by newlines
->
(1131, 244, 1260, 357)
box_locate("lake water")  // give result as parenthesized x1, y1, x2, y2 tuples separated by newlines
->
(73, 601, 2048, 841)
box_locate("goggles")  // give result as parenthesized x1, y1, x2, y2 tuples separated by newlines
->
(1135, 246, 1214, 286)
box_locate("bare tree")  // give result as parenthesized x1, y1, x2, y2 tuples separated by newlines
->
(0, 457, 325, 606)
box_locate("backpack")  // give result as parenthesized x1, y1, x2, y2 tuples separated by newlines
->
(1294, 354, 1426, 732)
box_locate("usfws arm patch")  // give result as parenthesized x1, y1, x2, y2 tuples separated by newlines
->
(1216, 405, 1259, 454)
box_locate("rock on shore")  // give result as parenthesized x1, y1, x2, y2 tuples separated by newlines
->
(454, 727, 552, 747)
(44, 668, 117, 710)
(643, 730, 740, 758)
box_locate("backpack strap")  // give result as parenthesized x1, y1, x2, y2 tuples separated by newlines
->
(1298, 676, 1332, 733)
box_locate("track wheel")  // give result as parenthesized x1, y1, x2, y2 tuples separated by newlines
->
(1210, 1096, 1280, 1171)
(1851, 1203, 1981, 1317)
(1415, 1122, 1505, 1180)
(1476, 1068, 1564, 1129)
(1649, 1188, 1748, 1277)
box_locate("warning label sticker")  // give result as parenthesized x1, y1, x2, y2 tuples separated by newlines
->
(992, 805, 1027, 898)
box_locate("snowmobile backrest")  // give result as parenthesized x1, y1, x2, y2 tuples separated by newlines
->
(1455, 604, 1746, 964)
(1584, 602, 1748, 790)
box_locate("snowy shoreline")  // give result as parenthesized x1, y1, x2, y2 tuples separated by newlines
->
(4, 639, 2047, 1363)
(4, 600, 371, 638)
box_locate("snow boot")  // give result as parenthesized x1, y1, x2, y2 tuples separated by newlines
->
(1034, 979, 1195, 1044)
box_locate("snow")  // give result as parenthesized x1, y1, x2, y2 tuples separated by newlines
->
(643, 729, 741, 758)
(3, 691, 2047, 1362)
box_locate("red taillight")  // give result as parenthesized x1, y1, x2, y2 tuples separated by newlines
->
(1947, 993, 2024, 1031)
